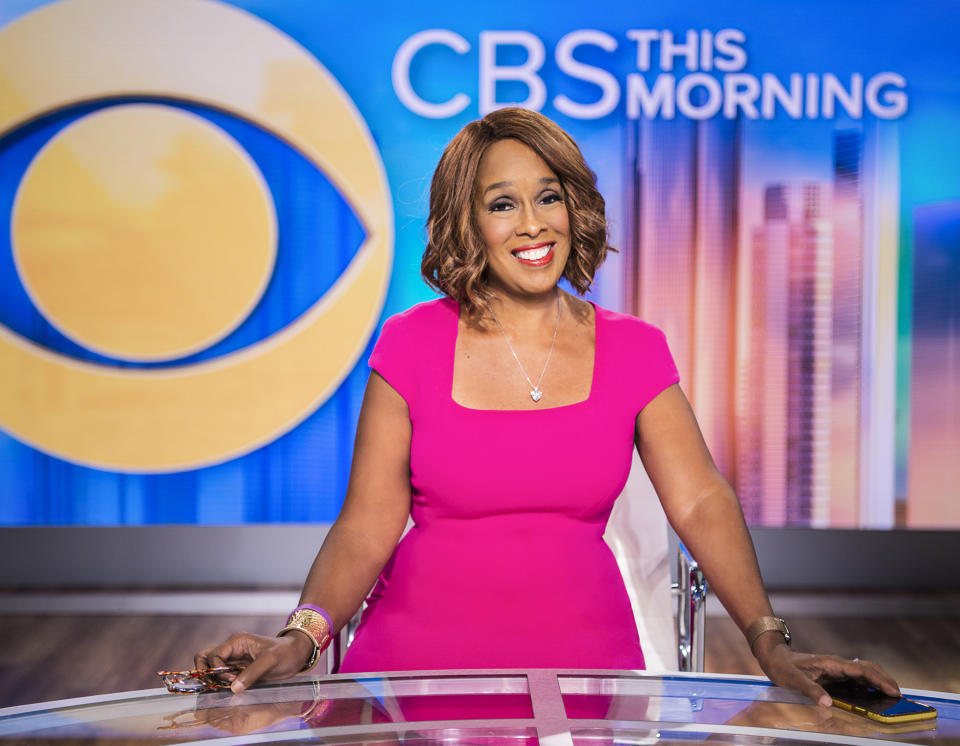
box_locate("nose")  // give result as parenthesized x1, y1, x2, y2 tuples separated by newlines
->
(515, 201, 546, 237)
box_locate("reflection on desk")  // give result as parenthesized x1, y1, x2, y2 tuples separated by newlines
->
(1, 670, 957, 744)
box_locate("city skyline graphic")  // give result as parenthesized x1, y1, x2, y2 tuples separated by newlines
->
(620, 113, 957, 528)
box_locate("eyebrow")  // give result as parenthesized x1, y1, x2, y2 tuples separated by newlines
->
(482, 177, 560, 195)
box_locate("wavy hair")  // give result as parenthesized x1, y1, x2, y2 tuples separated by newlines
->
(421, 108, 614, 316)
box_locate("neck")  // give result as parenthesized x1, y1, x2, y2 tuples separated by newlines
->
(485, 288, 561, 333)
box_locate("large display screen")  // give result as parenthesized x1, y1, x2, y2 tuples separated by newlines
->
(1, 0, 957, 528)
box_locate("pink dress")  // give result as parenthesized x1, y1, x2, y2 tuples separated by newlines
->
(339, 298, 678, 673)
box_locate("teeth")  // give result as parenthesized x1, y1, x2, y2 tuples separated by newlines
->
(514, 244, 552, 261)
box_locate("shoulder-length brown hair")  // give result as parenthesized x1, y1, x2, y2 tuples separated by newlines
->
(421, 108, 614, 315)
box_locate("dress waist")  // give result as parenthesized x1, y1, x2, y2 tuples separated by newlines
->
(378, 514, 618, 614)
(350, 508, 642, 672)
(411, 509, 609, 537)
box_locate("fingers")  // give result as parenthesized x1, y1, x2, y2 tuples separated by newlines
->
(195, 632, 260, 683)
(798, 654, 901, 701)
(766, 649, 901, 708)
(230, 649, 278, 693)
(850, 658, 901, 697)
(191, 631, 309, 694)
(815, 655, 900, 697)
(793, 672, 833, 708)
(777, 659, 833, 707)
(759, 648, 831, 708)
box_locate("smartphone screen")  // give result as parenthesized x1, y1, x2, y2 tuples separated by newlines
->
(824, 681, 937, 721)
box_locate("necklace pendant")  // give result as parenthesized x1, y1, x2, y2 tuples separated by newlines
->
(530, 388, 543, 402)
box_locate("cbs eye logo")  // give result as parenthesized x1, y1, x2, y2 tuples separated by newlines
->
(0, 0, 393, 472)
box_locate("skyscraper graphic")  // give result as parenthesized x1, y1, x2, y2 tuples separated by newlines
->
(625, 116, 739, 480)
(787, 185, 833, 525)
(737, 184, 832, 525)
(830, 131, 864, 525)
(692, 119, 741, 481)
(625, 121, 899, 528)
(737, 185, 790, 524)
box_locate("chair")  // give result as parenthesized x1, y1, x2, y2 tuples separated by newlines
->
(603, 449, 706, 672)
(327, 450, 707, 674)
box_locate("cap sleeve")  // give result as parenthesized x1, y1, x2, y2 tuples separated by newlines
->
(620, 320, 679, 415)
(368, 313, 419, 408)
(636, 325, 679, 411)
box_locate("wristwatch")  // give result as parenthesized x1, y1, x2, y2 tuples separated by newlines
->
(746, 616, 791, 653)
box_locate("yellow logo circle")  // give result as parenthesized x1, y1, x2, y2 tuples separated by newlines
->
(13, 103, 278, 362)
(0, 0, 393, 472)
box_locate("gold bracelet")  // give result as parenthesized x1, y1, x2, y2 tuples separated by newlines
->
(277, 608, 332, 672)
(745, 616, 792, 653)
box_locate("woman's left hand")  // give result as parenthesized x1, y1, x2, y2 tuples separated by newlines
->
(753, 635, 901, 707)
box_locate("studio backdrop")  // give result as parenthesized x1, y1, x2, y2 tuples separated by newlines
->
(1, 0, 958, 531)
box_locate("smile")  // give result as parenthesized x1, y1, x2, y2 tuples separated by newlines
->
(511, 243, 554, 266)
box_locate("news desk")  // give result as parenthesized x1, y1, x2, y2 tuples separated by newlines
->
(1, 670, 958, 744)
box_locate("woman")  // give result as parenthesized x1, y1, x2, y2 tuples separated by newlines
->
(197, 108, 899, 706)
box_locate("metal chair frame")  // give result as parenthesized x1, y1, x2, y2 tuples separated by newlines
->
(672, 541, 706, 672)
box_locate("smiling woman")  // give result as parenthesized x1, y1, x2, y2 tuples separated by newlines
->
(197, 109, 902, 714)
(420, 107, 610, 317)
(474, 139, 571, 301)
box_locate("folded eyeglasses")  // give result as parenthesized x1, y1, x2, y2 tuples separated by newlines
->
(157, 665, 243, 694)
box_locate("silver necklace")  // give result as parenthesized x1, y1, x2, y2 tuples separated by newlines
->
(487, 294, 560, 403)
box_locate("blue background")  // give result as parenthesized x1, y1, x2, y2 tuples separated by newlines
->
(1, 0, 958, 525)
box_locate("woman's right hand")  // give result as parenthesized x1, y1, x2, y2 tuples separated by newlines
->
(195, 631, 315, 693)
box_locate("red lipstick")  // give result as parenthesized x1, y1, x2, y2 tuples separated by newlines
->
(511, 242, 554, 267)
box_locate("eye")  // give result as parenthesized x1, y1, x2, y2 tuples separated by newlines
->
(540, 191, 564, 205)
(488, 197, 514, 213)
(0, 97, 365, 368)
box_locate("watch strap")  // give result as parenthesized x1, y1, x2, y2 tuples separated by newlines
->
(746, 616, 791, 652)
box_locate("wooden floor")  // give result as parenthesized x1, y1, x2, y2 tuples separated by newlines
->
(1, 611, 958, 709)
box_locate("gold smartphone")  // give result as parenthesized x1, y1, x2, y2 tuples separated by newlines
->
(825, 681, 937, 724)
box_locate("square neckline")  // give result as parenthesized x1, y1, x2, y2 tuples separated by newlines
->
(448, 297, 600, 413)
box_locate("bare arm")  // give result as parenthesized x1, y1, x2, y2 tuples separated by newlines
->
(635, 384, 771, 633)
(197, 371, 412, 690)
(635, 384, 899, 704)
(297, 370, 413, 628)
